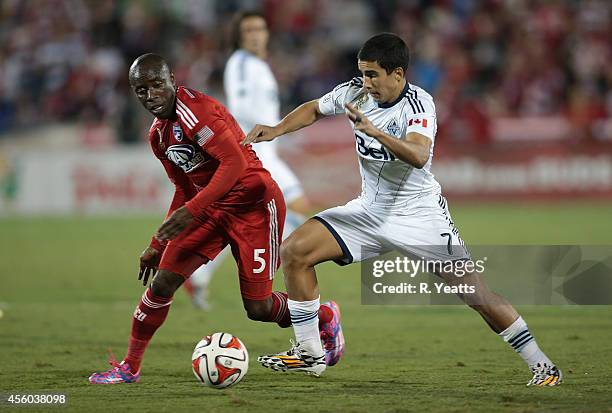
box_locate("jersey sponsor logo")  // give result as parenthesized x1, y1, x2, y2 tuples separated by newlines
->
(355, 133, 396, 161)
(386, 118, 401, 136)
(166, 144, 206, 173)
(172, 123, 183, 142)
(408, 118, 428, 128)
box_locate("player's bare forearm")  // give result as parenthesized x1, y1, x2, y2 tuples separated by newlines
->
(276, 100, 324, 135)
(243, 100, 323, 145)
(372, 130, 431, 169)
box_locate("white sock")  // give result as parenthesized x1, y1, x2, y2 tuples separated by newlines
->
(288, 296, 324, 357)
(283, 210, 306, 240)
(190, 247, 230, 288)
(499, 316, 553, 368)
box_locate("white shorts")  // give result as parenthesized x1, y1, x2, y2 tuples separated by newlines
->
(314, 192, 470, 265)
(253, 142, 304, 204)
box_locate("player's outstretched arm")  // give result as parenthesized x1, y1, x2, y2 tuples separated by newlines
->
(345, 103, 431, 169)
(242, 99, 324, 145)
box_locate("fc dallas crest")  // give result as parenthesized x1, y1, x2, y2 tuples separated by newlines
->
(172, 123, 183, 141)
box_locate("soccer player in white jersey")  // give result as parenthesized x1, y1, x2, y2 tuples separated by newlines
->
(244, 33, 562, 386)
(188, 11, 311, 309)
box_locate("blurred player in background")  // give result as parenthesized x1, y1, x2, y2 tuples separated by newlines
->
(89, 54, 337, 384)
(187, 11, 311, 310)
(247, 33, 562, 386)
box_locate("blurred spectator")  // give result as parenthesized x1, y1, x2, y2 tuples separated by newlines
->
(0, 0, 609, 144)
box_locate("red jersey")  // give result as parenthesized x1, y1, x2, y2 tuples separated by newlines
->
(148, 86, 272, 225)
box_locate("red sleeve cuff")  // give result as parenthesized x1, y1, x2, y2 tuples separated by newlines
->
(150, 236, 167, 252)
(184, 200, 202, 218)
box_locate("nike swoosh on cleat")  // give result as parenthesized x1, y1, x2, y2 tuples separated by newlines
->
(103, 377, 127, 383)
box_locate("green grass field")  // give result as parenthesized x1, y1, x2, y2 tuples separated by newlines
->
(1, 202, 612, 412)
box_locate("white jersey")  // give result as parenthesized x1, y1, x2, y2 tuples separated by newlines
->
(223, 49, 304, 204)
(224, 49, 280, 151)
(318, 78, 441, 207)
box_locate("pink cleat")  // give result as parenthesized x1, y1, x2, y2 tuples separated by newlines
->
(320, 300, 345, 366)
(89, 356, 140, 384)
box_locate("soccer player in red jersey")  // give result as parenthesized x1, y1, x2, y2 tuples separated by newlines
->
(88, 53, 336, 384)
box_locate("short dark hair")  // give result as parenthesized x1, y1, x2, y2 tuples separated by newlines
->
(229, 10, 266, 51)
(357, 33, 410, 74)
(129, 53, 171, 80)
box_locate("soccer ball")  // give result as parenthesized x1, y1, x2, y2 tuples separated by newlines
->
(191, 332, 249, 389)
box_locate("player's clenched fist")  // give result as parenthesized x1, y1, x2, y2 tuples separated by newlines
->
(345, 103, 378, 137)
(139, 246, 160, 286)
(242, 124, 277, 145)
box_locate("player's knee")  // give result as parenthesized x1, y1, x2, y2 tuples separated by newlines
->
(150, 270, 184, 298)
(243, 299, 272, 321)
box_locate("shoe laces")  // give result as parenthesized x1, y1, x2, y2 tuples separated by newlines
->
(107, 348, 122, 369)
(530, 362, 555, 382)
(288, 339, 303, 358)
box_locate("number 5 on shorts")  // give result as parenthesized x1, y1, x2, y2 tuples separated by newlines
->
(253, 248, 266, 274)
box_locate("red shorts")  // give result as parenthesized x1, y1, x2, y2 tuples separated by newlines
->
(158, 184, 286, 301)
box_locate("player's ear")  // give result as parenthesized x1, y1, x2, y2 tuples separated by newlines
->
(170, 72, 176, 88)
(394, 67, 404, 81)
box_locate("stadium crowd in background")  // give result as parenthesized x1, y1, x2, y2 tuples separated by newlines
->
(0, 0, 610, 144)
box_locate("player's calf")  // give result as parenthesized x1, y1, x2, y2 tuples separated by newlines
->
(242, 293, 292, 327)
(437, 270, 517, 332)
(243, 297, 274, 321)
(279, 220, 342, 300)
(150, 270, 186, 298)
